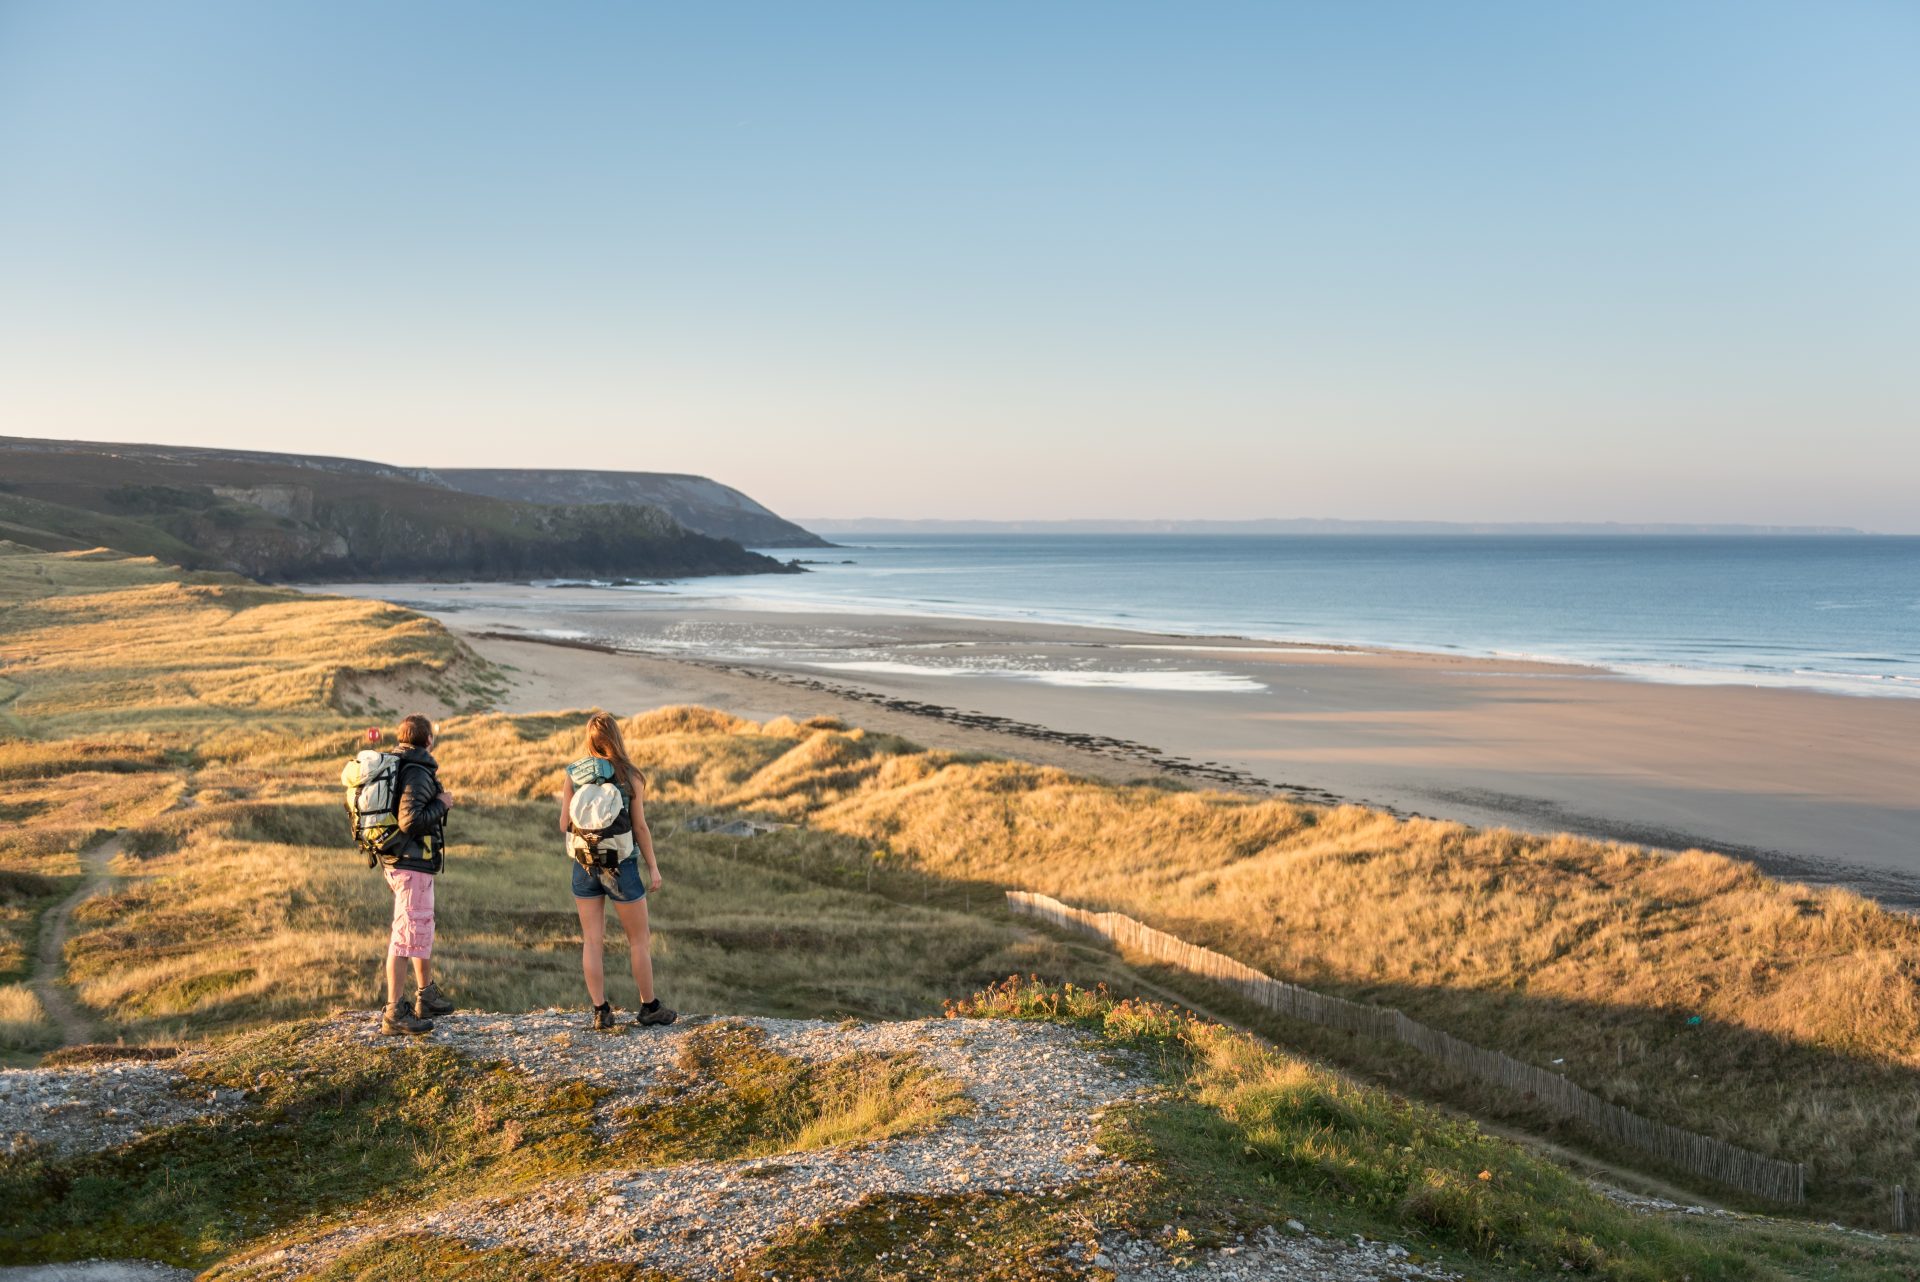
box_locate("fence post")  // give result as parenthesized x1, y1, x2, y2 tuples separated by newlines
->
(1896, 1184, 1907, 1232)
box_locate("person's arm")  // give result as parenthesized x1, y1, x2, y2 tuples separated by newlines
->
(396, 763, 449, 838)
(630, 769, 661, 893)
(558, 775, 574, 835)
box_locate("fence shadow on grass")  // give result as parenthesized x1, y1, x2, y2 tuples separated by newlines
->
(1008, 890, 1920, 1221)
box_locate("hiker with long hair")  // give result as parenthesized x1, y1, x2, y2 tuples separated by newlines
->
(559, 711, 674, 1030)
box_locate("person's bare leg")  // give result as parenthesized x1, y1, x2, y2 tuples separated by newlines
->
(386, 950, 406, 1006)
(575, 897, 608, 1006)
(412, 958, 431, 991)
(612, 896, 654, 1004)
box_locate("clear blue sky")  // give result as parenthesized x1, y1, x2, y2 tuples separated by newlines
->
(2, 2, 1915, 529)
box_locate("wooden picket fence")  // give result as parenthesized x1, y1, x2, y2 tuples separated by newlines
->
(1007, 889, 1807, 1205)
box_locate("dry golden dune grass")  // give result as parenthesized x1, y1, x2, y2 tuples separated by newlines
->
(5, 543, 1919, 1214)
(469, 709, 1920, 1209)
(0, 982, 49, 1052)
(0, 553, 471, 736)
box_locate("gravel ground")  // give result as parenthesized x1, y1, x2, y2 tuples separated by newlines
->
(243, 1012, 1146, 1279)
(1592, 1184, 1737, 1219)
(1088, 1222, 1460, 1281)
(0, 1263, 196, 1281)
(0, 1059, 241, 1157)
(5, 1012, 1465, 1281)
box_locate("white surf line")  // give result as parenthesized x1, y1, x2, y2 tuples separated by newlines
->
(804, 659, 1266, 693)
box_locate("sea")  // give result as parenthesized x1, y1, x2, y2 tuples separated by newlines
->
(638, 534, 1920, 699)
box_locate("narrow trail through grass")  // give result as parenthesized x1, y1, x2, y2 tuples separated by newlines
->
(29, 832, 119, 1046)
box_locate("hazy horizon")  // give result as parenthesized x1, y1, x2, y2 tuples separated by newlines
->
(3, 3, 1916, 531)
(794, 516, 1889, 535)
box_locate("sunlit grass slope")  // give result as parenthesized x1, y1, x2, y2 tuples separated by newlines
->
(0, 543, 503, 1054)
(0, 541, 480, 736)
(0, 545, 1063, 1053)
(433, 705, 1920, 1218)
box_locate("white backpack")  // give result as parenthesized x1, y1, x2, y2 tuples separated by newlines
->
(566, 757, 635, 869)
(342, 750, 405, 865)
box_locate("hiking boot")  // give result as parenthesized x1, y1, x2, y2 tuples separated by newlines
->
(382, 1003, 433, 1036)
(413, 982, 455, 1019)
(590, 1002, 616, 1032)
(634, 999, 676, 1027)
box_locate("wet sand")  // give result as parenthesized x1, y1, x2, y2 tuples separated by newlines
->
(317, 581, 1920, 907)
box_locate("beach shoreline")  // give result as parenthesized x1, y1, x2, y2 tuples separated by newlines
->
(316, 580, 1920, 908)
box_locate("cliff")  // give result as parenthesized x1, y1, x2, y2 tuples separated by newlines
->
(0, 436, 797, 580)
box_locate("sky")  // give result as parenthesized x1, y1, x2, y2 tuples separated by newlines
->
(1, 2, 1916, 531)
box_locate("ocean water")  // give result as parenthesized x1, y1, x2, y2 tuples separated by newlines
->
(646, 534, 1920, 698)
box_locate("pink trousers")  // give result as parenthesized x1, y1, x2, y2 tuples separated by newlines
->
(383, 867, 435, 959)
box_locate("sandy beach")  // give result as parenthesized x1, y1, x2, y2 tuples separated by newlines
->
(319, 580, 1920, 907)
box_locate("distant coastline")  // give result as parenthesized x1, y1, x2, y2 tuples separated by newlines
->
(800, 517, 1874, 536)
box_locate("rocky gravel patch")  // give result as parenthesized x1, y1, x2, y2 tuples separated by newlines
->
(5, 1012, 1463, 1281)
(0, 1262, 196, 1281)
(239, 1011, 1147, 1279)
(1088, 1223, 1460, 1281)
(0, 1059, 240, 1158)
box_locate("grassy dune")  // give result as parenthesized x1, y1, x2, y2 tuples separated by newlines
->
(5, 541, 1920, 1260)
(0, 541, 489, 735)
(555, 713, 1919, 1218)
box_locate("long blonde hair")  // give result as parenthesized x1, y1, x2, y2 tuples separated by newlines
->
(585, 711, 645, 796)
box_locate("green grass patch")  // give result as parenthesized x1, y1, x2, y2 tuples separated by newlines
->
(0, 1022, 606, 1268)
(756, 1190, 1096, 1280)
(0, 1017, 970, 1273)
(229, 1234, 673, 1282)
(614, 1021, 967, 1163)
(0, 867, 72, 984)
(949, 978, 1920, 1282)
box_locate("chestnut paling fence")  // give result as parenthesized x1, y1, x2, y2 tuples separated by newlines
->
(1006, 889, 1807, 1205)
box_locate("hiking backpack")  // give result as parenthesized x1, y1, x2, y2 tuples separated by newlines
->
(566, 756, 635, 871)
(342, 750, 408, 867)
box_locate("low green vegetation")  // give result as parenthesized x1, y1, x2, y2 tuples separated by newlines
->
(15, 981, 1914, 1281)
(2, 1029, 596, 1266)
(621, 1021, 968, 1162)
(920, 979, 1920, 1282)
(1, 1017, 967, 1272)
(282, 1237, 674, 1282)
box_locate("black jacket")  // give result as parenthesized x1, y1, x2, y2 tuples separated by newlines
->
(386, 746, 447, 874)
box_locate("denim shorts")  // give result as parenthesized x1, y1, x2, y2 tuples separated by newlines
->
(572, 854, 645, 904)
